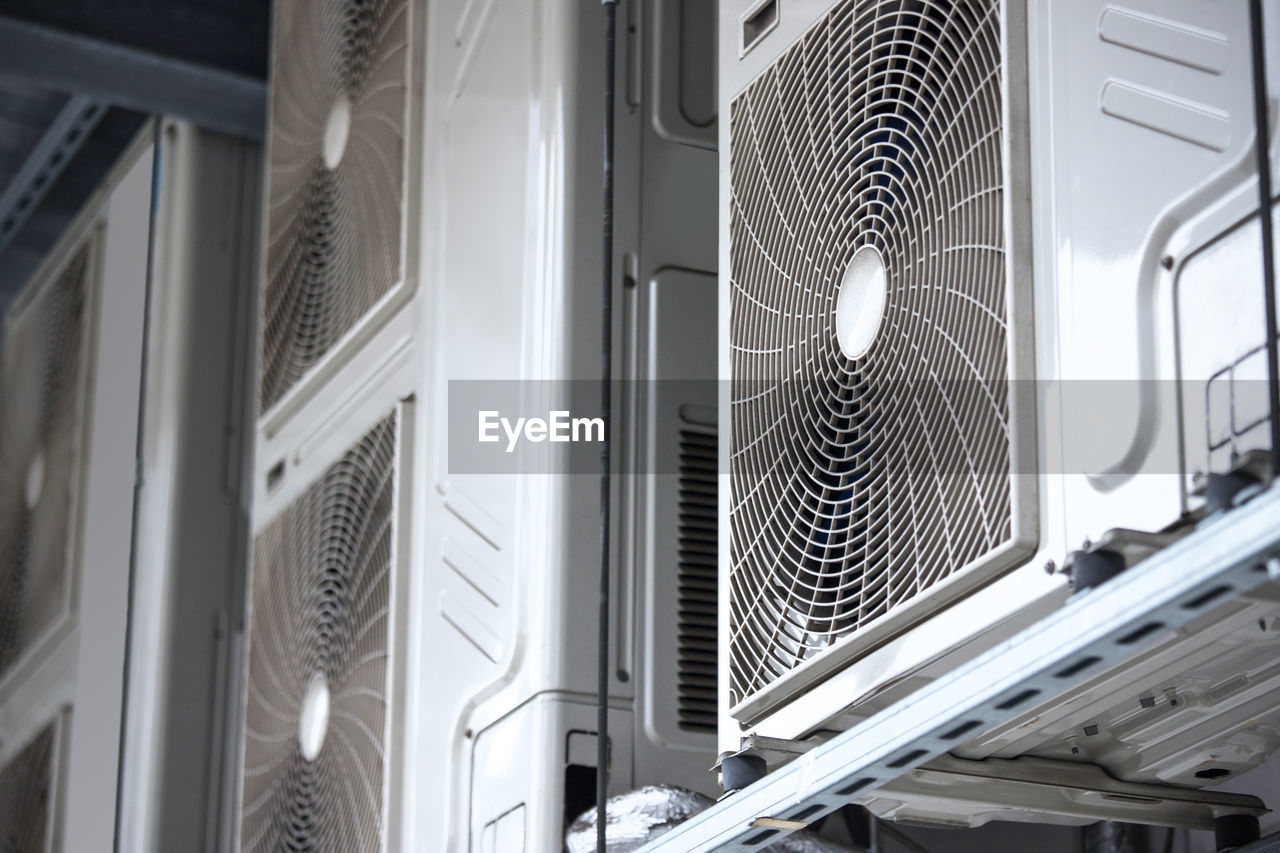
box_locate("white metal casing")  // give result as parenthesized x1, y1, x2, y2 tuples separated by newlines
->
(244, 1, 723, 850)
(406, 1, 724, 850)
(717, 0, 1280, 799)
(117, 121, 261, 853)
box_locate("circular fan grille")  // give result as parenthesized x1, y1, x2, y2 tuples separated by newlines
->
(259, 0, 409, 412)
(241, 415, 397, 852)
(0, 243, 88, 680)
(0, 721, 57, 852)
(728, 0, 1013, 708)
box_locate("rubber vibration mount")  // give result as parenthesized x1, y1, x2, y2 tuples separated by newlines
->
(1071, 549, 1126, 593)
(1205, 471, 1260, 515)
(1214, 813, 1261, 851)
(720, 753, 768, 792)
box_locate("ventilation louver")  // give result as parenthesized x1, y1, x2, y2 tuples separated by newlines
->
(240, 414, 398, 852)
(0, 720, 59, 853)
(259, 0, 410, 412)
(728, 0, 1022, 716)
(677, 426, 718, 734)
(0, 241, 90, 681)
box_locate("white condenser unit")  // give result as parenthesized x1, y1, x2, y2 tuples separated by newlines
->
(720, 0, 1280, 813)
(0, 130, 153, 851)
(255, 0, 422, 427)
(407, 0, 723, 850)
(240, 0, 722, 850)
(237, 0, 422, 848)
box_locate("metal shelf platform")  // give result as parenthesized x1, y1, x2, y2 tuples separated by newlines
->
(640, 486, 1280, 852)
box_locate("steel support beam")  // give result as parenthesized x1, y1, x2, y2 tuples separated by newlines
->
(0, 94, 105, 258)
(0, 16, 264, 139)
(640, 487, 1280, 852)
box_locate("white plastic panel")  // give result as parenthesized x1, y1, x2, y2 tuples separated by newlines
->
(1046, 0, 1270, 543)
(468, 697, 635, 853)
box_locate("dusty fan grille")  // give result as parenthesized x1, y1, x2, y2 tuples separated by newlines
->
(259, 0, 409, 412)
(0, 721, 58, 853)
(0, 241, 89, 681)
(240, 414, 397, 852)
(728, 0, 1014, 710)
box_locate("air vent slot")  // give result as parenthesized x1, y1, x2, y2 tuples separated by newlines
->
(677, 425, 718, 733)
(740, 0, 778, 55)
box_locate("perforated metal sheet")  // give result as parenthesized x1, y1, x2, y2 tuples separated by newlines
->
(0, 720, 59, 853)
(0, 239, 89, 680)
(259, 0, 409, 412)
(728, 0, 1015, 711)
(240, 414, 397, 852)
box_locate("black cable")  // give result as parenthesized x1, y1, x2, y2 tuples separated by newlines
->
(598, 1, 618, 850)
(1249, 0, 1280, 479)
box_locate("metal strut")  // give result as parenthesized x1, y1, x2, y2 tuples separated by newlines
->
(1249, 0, 1279, 479)
(598, 1, 619, 851)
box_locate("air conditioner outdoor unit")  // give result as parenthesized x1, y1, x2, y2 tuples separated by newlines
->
(255, 0, 422, 427)
(0, 128, 153, 851)
(240, 1, 723, 850)
(236, 0, 423, 848)
(719, 0, 1280, 803)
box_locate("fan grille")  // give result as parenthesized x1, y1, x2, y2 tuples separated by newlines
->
(677, 427, 718, 734)
(0, 721, 58, 853)
(240, 414, 397, 852)
(728, 0, 1013, 709)
(259, 0, 409, 412)
(0, 241, 89, 681)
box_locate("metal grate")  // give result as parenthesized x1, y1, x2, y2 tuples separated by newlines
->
(0, 239, 90, 681)
(728, 0, 1014, 711)
(240, 414, 398, 852)
(0, 721, 58, 853)
(258, 0, 409, 412)
(677, 427, 718, 733)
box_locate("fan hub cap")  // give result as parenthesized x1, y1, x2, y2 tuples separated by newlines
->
(24, 450, 45, 510)
(322, 95, 352, 170)
(834, 245, 888, 359)
(298, 672, 331, 761)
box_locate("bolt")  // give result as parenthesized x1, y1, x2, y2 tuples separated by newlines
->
(1161, 255, 1175, 270)
(1043, 560, 1056, 575)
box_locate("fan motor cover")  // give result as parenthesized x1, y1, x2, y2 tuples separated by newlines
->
(239, 414, 399, 852)
(259, 0, 411, 413)
(727, 0, 1033, 719)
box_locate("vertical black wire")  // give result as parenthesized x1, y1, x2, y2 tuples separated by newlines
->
(1250, 0, 1280, 479)
(598, 1, 618, 850)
